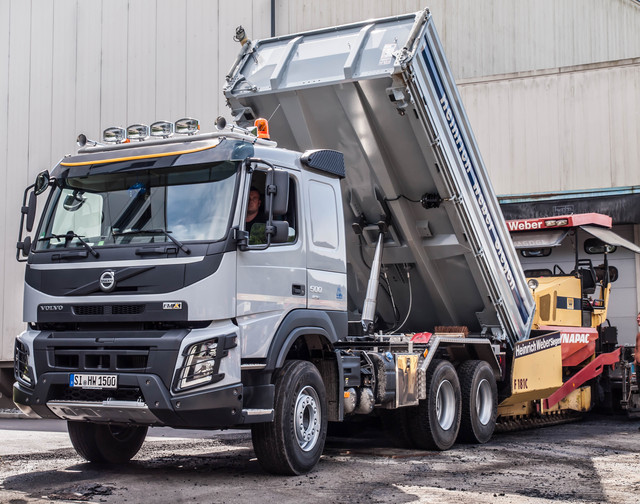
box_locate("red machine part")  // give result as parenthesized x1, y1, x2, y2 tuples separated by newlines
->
(506, 212, 612, 232)
(540, 326, 598, 367)
(542, 347, 620, 410)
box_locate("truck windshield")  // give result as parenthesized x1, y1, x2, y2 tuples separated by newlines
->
(36, 161, 238, 250)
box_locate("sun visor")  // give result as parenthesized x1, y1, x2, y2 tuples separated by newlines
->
(510, 229, 569, 249)
(580, 225, 640, 254)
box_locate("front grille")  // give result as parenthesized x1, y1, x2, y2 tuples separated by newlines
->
(51, 384, 144, 403)
(117, 354, 148, 369)
(73, 305, 145, 316)
(74, 305, 104, 316)
(112, 304, 145, 315)
(52, 348, 149, 372)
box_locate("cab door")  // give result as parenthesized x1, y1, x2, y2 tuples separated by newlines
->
(236, 170, 306, 360)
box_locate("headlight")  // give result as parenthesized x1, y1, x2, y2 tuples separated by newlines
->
(177, 339, 219, 391)
(527, 279, 539, 290)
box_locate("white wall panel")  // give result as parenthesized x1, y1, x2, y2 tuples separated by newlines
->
(76, 1, 103, 144)
(51, 0, 79, 163)
(101, 0, 129, 129)
(186, 0, 218, 125)
(156, 0, 187, 121)
(128, 0, 157, 125)
(3, 0, 32, 362)
(459, 60, 640, 195)
(279, 0, 640, 80)
(0, 0, 12, 363)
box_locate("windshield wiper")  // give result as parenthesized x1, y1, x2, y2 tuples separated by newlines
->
(112, 228, 191, 255)
(38, 231, 100, 258)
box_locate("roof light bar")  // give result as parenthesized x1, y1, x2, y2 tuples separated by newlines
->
(150, 120, 174, 138)
(175, 117, 199, 135)
(103, 127, 126, 144)
(126, 124, 150, 141)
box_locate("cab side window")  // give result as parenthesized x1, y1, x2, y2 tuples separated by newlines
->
(245, 172, 298, 245)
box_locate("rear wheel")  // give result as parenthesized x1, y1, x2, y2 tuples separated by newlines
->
(408, 359, 461, 450)
(251, 360, 327, 475)
(457, 360, 497, 443)
(67, 421, 147, 463)
(379, 407, 414, 448)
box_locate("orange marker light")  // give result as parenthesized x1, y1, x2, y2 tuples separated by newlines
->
(254, 118, 270, 139)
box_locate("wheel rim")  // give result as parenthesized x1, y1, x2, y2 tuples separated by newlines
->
(294, 385, 321, 452)
(435, 379, 456, 431)
(476, 378, 492, 426)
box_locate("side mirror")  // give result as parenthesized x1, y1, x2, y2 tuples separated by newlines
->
(25, 192, 37, 232)
(265, 170, 289, 216)
(270, 220, 290, 244)
(584, 238, 616, 255)
(34, 170, 50, 196)
(17, 236, 32, 258)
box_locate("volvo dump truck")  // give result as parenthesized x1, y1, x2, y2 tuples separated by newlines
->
(11, 9, 633, 475)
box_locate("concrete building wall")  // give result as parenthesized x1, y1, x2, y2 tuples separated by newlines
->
(1, 0, 640, 362)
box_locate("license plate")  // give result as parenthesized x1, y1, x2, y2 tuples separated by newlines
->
(70, 373, 117, 389)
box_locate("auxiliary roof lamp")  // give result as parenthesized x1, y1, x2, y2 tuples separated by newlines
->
(150, 121, 174, 138)
(126, 124, 150, 141)
(175, 117, 200, 135)
(103, 126, 127, 144)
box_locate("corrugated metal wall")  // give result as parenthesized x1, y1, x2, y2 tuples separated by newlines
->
(458, 58, 640, 195)
(277, 0, 640, 78)
(0, 0, 272, 361)
(1, 0, 640, 361)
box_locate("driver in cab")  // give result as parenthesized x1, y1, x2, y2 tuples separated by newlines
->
(246, 187, 266, 245)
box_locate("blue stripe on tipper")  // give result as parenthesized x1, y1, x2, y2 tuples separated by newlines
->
(420, 41, 529, 325)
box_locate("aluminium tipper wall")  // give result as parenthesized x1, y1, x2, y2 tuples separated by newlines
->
(225, 11, 535, 347)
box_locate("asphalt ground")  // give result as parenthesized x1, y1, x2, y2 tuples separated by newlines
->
(1, 413, 639, 504)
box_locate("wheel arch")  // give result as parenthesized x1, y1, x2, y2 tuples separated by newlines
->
(266, 309, 346, 421)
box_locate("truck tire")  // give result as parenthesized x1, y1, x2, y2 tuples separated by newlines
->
(457, 360, 497, 444)
(379, 408, 413, 448)
(251, 360, 327, 475)
(67, 421, 147, 463)
(408, 359, 461, 450)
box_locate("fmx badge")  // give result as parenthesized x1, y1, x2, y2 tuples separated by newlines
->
(163, 302, 183, 310)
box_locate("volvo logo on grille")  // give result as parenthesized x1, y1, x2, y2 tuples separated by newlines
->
(99, 270, 116, 292)
(40, 305, 64, 311)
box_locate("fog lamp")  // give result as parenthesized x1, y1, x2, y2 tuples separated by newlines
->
(178, 339, 218, 390)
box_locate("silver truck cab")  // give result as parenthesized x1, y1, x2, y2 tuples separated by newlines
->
(14, 128, 347, 444)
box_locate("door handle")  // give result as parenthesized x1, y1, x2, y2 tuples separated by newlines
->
(292, 284, 305, 296)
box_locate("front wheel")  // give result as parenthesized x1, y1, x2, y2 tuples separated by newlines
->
(251, 360, 327, 475)
(408, 359, 461, 450)
(67, 421, 147, 463)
